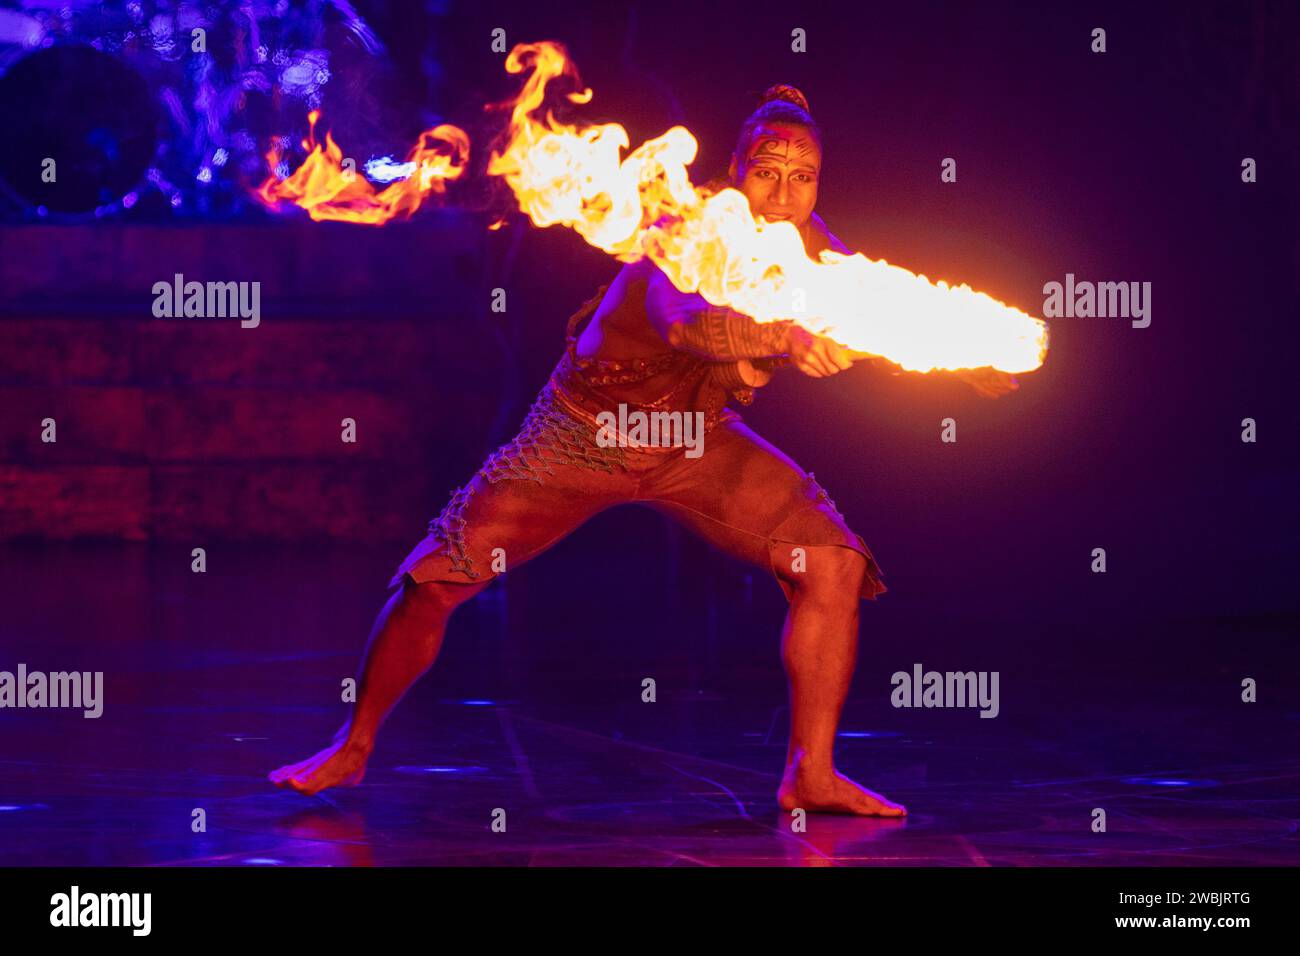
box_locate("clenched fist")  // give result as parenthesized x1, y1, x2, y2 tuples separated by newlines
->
(786, 325, 856, 378)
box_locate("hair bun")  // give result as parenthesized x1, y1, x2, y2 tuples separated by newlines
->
(760, 84, 811, 114)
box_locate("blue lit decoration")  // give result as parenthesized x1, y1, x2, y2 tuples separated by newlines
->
(1119, 776, 1220, 790)
(0, 0, 386, 220)
(393, 765, 490, 775)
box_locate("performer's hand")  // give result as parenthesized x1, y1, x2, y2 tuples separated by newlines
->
(954, 366, 1019, 398)
(787, 326, 855, 378)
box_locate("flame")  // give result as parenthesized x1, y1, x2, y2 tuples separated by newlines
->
(256, 110, 470, 224)
(487, 42, 1047, 373)
(257, 42, 1047, 373)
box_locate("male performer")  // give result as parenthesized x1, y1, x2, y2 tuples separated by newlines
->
(271, 84, 1013, 814)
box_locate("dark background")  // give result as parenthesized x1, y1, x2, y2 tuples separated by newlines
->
(0, 0, 1296, 715)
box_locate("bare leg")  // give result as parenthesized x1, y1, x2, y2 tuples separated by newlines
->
(269, 576, 486, 795)
(774, 546, 907, 817)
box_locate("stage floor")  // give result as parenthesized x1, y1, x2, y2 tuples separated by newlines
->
(1, 542, 1297, 867)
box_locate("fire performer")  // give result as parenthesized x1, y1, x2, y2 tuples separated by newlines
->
(271, 85, 1012, 814)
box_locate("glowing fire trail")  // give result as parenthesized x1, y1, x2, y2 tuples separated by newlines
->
(257, 42, 1047, 374)
(256, 110, 470, 224)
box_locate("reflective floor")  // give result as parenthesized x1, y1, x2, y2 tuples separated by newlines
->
(1, 542, 1297, 866)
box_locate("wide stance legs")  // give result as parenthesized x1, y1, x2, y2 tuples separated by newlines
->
(269, 545, 905, 817)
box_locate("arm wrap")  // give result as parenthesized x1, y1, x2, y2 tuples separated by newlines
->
(669, 305, 794, 360)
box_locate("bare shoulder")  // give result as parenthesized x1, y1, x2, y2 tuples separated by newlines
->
(592, 258, 676, 349)
(594, 258, 655, 316)
(644, 260, 710, 321)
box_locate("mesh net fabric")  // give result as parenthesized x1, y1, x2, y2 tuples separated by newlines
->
(479, 387, 630, 483)
(422, 387, 629, 580)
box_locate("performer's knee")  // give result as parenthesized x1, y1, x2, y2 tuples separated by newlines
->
(784, 546, 867, 605)
(399, 575, 485, 618)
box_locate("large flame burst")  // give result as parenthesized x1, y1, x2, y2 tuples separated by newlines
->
(259, 41, 1048, 374)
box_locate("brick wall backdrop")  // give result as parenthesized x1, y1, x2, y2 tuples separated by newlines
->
(0, 219, 501, 543)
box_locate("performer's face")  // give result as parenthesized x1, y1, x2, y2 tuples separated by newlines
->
(730, 121, 821, 230)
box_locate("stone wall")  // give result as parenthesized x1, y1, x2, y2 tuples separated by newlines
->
(0, 219, 500, 542)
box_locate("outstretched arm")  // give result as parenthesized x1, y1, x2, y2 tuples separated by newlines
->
(646, 267, 855, 377)
(646, 266, 794, 360)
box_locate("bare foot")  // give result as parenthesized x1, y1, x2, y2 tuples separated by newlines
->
(269, 738, 371, 796)
(777, 763, 907, 817)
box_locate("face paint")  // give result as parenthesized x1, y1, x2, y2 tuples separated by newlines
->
(751, 136, 791, 160)
(735, 122, 822, 231)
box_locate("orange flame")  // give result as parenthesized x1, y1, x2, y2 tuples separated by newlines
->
(488, 41, 1048, 373)
(257, 43, 1047, 374)
(256, 110, 470, 224)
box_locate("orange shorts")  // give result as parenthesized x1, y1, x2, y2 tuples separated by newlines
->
(389, 384, 886, 601)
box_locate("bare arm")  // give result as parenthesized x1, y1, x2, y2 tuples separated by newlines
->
(646, 266, 795, 360)
(646, 267, 855, 378)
